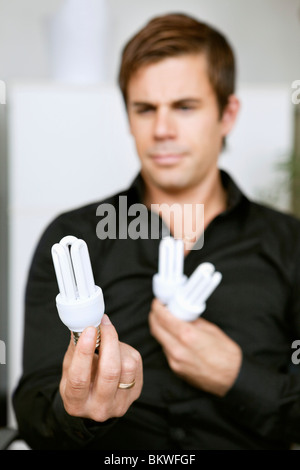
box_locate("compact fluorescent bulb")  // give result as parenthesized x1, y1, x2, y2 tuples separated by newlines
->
(152, 237, 187, 304)
(51, 235, 104, 347)
(167, 262, 222, 321)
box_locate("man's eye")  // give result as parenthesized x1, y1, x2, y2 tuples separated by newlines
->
(178, 105, 193, 111)
(136, 107, 154, 114)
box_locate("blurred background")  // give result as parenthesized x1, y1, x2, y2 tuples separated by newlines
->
(0, 0, 300, 441)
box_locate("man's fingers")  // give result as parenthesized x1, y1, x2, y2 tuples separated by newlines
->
(95, 315, 122, 398)
(150, 298, 185, 335)
(149, 310, 178, 353)
(149, 298, 203, 368)
(151, 297, 218, 336)
(63, 327, 98, 407)
(118, 342, 142, 388)
(60, 314, 143, 422)
(149, 298, 190, 343)
(61, 334, 75, 374)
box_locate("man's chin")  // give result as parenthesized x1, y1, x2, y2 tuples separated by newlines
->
(151, 177, 189, 193)
(141, 166, 194, 193)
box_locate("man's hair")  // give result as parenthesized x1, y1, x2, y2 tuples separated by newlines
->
(118, 13, 236, 117)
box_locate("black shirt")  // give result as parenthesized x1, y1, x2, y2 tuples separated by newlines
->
(13, 171, 300, 450)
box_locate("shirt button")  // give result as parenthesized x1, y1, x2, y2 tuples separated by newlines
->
(170, 427, 186, 441)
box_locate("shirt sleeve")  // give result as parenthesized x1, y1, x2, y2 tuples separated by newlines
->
(218, 353, 300, 444)
(218, 236, 300, 446)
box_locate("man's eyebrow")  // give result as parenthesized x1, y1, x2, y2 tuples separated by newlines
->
(130, 101, 156, 108)
(174, 97, 202, 103)
(130, 98, 202, 108)
(172, 98, 202, 107)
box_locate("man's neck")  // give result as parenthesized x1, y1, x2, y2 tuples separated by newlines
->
(143, 169, 227, 251)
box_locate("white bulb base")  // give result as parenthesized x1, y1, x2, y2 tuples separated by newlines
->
(153, 273, 187, 305)
(56, 285, 104, 346)
(167, 294, 206, 322)
(73, 324, 101, 348)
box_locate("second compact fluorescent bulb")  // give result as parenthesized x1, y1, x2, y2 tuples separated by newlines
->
(153, 237, 222, 321)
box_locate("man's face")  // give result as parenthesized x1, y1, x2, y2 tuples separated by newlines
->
(127, 53, 237, 193)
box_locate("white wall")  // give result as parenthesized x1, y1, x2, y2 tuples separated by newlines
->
(220, 85, 293, 211)
(108, 0, 300, 87)
(0, 0, 300, 85)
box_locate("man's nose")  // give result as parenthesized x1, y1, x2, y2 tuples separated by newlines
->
(153, 108, 176, 140)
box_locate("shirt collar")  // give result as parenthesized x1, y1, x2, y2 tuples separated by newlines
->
(219, 169, 246, 213)
(127, 169, 246, 213)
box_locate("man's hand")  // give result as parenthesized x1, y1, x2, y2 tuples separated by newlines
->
(149, 298, 242, 397)
(60, 314, 143, 422)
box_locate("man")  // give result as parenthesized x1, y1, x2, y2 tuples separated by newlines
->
(13, 13, 300, 450)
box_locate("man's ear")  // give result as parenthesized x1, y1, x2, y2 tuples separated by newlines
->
(221, 94, 240, 137)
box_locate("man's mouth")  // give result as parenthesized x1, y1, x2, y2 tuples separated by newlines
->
(148, 147, 189, 166)
(150, 153, 185, 165)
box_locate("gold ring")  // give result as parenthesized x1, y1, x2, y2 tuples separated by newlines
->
(117, 380, 136, 390)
